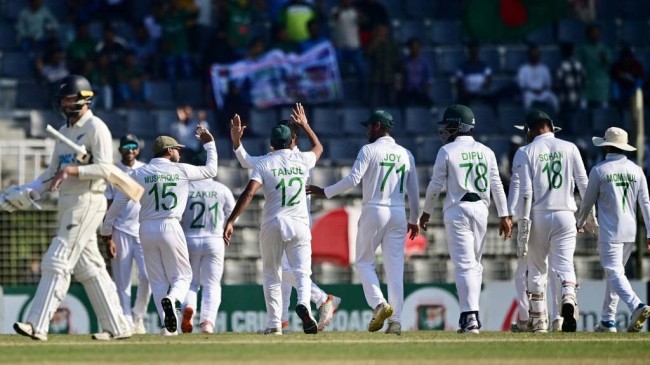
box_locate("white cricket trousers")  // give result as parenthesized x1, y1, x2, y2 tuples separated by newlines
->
(139, 219, 192, 326)
(443, 202, 488, 313)
(599, 241, 642, 322)
(111, 229, 151, 321)
(356, 204, 406, 322)
(260, 217, 313, 329)
(27, 193, 129, 337)
(280, 253, 329, 322)
(514, 257, 562, 321)
(183, 236, 225, 327)
(527, 210, 577, 295)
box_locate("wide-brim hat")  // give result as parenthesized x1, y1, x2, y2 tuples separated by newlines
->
(592, 127, 636, 151)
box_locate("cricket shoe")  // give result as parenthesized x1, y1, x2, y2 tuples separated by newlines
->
(161, 296, 178, 333)
(561, 293, 578, 332)
(260, 327, 282, 335)
(92, 329, 132, 341)
(161, 327, 178, 336)
(132, 315, 146, 334)
(181, 307, 194, 333)
(317, 295, 341, 331)
(530, 317, 548, 333)
(385, 321, 402, 335)
(457, 313, 479, 334)
(551, 318, 563, 332)
(200, 321, 214, 334)
(594, 320, 617, 333)
(510, 320, 530, 333)
(13, 322, 47, 341)
(296, 304, 318, 334)
(368, 302, 394, 332)
(628, 304, 650, 332)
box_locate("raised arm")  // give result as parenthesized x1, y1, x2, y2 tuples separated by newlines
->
(183, 126, 218, 180)
(291, 103, 323, 160)
(231, 113, 265, 168)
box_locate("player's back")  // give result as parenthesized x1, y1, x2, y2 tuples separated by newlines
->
(522, 133, 584, 212)
(591, 156, 645, 241)
(252, 149, 315, 226)
(182, 179, 234, 237)
(132, 160, 191, 221)
(359, 136, 415, 207)
(438, 136, 498, 209)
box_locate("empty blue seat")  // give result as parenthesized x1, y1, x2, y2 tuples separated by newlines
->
(526, 24, 555, 45)
(497, 104, 525, 133)
(311, 107, 342, 136)
(503, 46, 528, 73)
(15, 81, 49, 108)
(125, 110, 157, 139)
(430, 20, 462, 45)
(431, 77, 453, 105)
(94, 110, 126, 137)
(248, 108, 277, 136)
(621, 20, 650, 47)
(471, 104, 497, 133)
(148, 81, 175, 108)
(175, 79, 204, 108)
(435, 47, 466, 74)
(152, 109, 178, 135)
(0, 24, 17, 50)
(541, 46, 562, 73)
(557, 19, 586, 44)
(416, 136, 443, 164)
(1, 51, 34, 78)
(396, 20, 427, 44)
(327, 138, 362, 163)
(405, 0, 435, 20)
(341, 106, 371, 134)
(404, 107, 435, 135)
(479, 46, 501, 74)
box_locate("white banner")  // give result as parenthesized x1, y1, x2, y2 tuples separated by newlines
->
(210, 41, 342, 109)
(481, 280, 647, 332)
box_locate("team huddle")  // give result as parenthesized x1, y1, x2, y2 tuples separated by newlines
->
(1, 74, 649, 340)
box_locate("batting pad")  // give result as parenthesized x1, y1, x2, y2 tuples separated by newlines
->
(82, 270, 131, 336)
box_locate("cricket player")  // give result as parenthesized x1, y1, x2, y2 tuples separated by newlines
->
(513, 110, 594, 333)
(224, 105, 323, 335)
(229, 107, 341, 332)
(419, 104, 511, 334)
(576, 127, 650, 332)
(180, 155, 236, 334)
(100, 134, 150, 334)
(509, 126, 563, 332)
(104, 128, 217, 335)
(8, 75, 132, 341)
(308, 110, 419, 336)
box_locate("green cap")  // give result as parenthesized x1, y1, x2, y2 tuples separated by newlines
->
(524, 110, 553, 125)
(152, 136, 185, 154)
(270, 124, 292, 148)
(439, 104, 475, 125)
(361, 110, 394, 129)
(119, 133, 139, 149)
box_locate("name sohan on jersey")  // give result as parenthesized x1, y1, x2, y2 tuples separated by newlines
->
(538, 151, 565, 161)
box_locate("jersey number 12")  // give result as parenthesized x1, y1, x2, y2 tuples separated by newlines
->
(275, 177, 303, 207)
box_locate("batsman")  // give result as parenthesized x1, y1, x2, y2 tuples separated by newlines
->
(7, 75, 132, 341)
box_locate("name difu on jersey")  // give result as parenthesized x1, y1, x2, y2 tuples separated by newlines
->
(271, 167, 305, 176)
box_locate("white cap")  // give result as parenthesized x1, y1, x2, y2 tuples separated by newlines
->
(592, 127, 636, 151)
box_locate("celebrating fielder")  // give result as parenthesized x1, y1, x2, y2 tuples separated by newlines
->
(104, 129, 217, 335)
(576, 127, 650, 332)
(229, 106, 341, 332)
(9, 75, 131, 341)
(180, 156, 236, 334)
(419, 104, 511, 334)
(308, 110, 419, 335)
(224, 105, 324, 335)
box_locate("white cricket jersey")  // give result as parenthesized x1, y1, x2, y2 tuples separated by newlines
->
(324, 136, 419, 224)
(104, 160, 145, 237)
(251, 149, 315, 226)
(123, 142, 217, 222)
(424, 136, 508, 217)
(32, 110, 114, 196)
(576, 154, 650, 242)
(507, 147, 526, 217)
(181, 178, 235, 238)
(516, 132, 588, 212)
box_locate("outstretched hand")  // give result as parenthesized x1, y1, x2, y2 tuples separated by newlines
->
(407, 223, 419, 240)
(230, 114, 246, 145)
(305, 185, 325, 197)
(290, 103, 309, 128)
(418, 212, 431, 231)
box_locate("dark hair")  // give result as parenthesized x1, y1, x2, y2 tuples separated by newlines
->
(271, 139, 290, 150)
(277, 119, 299, 137)
(154, 150, 168, 158)
(527, 117, 553, 130)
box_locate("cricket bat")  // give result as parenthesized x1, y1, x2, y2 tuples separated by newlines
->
(45, 124, 144, 201)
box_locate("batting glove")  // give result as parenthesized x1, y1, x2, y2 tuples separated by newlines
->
(1, 185, 41, 211)
(517, 218, 531, 258)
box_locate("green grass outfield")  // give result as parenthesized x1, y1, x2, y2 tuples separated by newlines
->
(1, 331, 650, 365)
